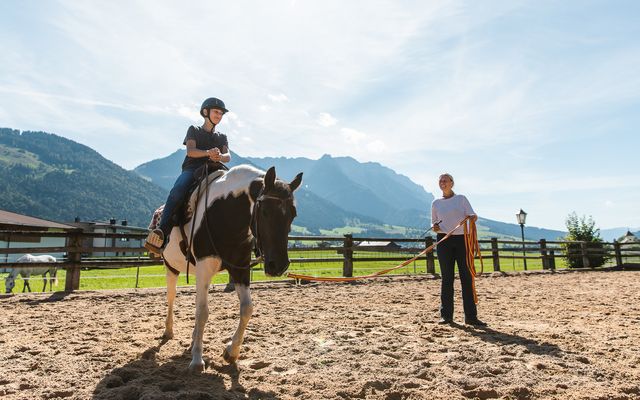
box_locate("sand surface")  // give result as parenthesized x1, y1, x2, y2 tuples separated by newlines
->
(1, 270, 639, 400)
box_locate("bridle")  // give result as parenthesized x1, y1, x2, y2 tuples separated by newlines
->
(250, 191, 297, 259)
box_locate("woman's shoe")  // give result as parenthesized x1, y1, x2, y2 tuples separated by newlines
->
(464, 318, 487, 327)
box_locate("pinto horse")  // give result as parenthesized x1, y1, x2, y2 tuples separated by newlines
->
(161, 165, 302, 371)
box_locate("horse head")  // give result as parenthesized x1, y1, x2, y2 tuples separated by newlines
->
(250, 166, 302, 277)
(5, 274, 15, 293)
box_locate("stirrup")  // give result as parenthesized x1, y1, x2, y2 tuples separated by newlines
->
(145, 229, 165, 256)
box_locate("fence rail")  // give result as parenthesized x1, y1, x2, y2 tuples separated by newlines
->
(1, 230, 638, 292)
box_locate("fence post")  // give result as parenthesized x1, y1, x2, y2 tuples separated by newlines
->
(425, 236, 435, 274)
(580, 241, 591, 268)
(65, 231, 82, 292)
(343, 234, 353, 277)
(540, 239, 549, 270)
(490, 237, 500, 271)
(614, 240, 623, 267)
(549, 250, 556, 270)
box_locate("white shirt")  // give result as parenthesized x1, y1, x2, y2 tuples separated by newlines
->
(431, 194, 475, 235)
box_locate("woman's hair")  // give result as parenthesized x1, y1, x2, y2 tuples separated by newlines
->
(439, 173, 454, 185)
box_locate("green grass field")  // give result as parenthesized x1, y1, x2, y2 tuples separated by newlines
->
(2, 248, 609, 293)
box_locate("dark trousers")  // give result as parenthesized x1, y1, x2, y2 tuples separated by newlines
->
(436, 234, 477, 320)
(158, 168, 196, 236)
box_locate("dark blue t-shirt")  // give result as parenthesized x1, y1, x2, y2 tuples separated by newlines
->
(181, 125, 229, 171)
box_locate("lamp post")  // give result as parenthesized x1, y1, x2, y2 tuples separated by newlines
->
(516, 209, 527, 270)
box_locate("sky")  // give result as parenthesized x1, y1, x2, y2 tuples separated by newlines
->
(1, 0, 638, 231)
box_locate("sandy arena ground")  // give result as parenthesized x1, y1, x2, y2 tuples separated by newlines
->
(1, 270, 639, 400)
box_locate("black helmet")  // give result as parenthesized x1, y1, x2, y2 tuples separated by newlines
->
(200, 97, 228, 116)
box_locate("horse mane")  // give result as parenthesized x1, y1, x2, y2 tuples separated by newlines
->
(202, 164, 265, 205)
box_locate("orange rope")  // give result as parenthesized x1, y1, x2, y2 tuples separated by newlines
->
(463, 217, 483, 304)
(287, 216, 472, 282)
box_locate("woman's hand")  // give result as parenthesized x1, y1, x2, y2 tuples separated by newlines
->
(432, 223, 442, 233)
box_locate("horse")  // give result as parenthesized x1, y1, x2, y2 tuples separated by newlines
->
(160, 165, 302, 372)
(5, 254, 58, 293)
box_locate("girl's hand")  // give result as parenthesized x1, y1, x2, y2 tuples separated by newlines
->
(432, 223, 441, 233)
(208, 148, 221, 161)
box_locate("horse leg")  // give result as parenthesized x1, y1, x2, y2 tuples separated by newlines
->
(188, 261, 215, 372)
(42, 274, 47, 292)
(163, 267, 179, 339)
(223, 284, 253, 364)
(23, 277, 31, 293)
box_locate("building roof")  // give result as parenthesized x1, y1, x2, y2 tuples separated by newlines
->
(0, 209, 78, 231)
(619, 231, 640, 244)
(355, 241, 400, 247)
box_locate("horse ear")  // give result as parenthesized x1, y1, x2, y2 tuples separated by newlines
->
(264, 166, 276, 190)
(249, 179, 264, 201)
(289, 172, 303, 192)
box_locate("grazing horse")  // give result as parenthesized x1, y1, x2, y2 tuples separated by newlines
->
(5, 254, 58, 293)
(161, 165, 302, 371)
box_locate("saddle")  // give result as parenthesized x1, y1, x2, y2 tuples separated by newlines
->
(145, 164, 227, 257)
(173, 164, 227, 227)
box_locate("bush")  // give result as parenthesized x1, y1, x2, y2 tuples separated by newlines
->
(562, 212, 608, 268)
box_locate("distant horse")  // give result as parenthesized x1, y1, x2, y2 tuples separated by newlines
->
(5, 254, 58, 293)
(161, 165, 302, 372)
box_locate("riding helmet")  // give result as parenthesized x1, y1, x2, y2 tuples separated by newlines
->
(200, 97, 228, 116)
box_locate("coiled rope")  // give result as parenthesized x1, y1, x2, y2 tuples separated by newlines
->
(463, 217, 483, 304)
(288, 216, 482, 284)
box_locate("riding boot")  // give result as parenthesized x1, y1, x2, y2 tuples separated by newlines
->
(145, 229, 166, 256)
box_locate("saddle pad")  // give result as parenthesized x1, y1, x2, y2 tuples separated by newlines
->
(186, 169, 226, 215)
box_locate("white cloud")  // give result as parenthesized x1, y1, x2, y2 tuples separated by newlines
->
(340, 128, 366, 144)
(268, 93, 289, 103)
(367, 140, 386, 153)
(317, 112, 338, 127)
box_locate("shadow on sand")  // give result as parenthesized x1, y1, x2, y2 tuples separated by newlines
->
(92, 339, 279, 400)
(454, 324, 564, 357)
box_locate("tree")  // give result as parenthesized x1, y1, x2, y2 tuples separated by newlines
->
(562, 212, 608, 268)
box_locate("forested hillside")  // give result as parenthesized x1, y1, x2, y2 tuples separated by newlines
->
(0, 128, 166, 227)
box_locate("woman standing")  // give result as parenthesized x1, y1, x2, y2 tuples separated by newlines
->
(431, 173, 486, 326)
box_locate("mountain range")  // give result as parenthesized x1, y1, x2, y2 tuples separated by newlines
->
(2, 127, 574, 240)
(135, 150, 433, 233)
(135, 149, 568, 239)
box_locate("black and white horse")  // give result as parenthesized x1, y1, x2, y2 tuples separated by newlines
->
(161, 165, 302, 371)
(5, 254, 58, 293)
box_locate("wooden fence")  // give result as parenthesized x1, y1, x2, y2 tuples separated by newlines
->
(1, 230, 638, 292)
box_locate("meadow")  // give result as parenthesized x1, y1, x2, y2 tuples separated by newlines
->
(0, 249, 578, 293)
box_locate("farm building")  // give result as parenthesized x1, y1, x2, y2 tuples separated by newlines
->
(354, 240, 402, 252)
(70, 219, 147, 257)
(0, 209, 77, 263)
(618, 230, 639, 244)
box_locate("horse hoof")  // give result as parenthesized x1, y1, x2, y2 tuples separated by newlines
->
(162, 331, 174, 340)
(222, 348, 238, 364)
(188, 360, 205, 373)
